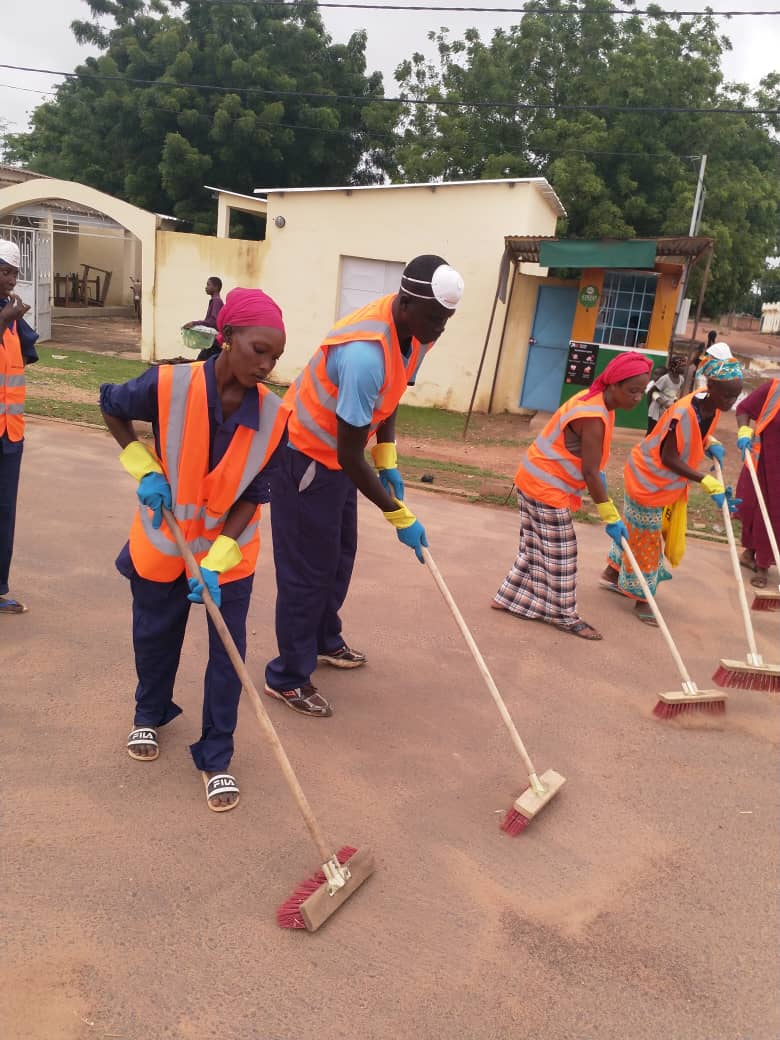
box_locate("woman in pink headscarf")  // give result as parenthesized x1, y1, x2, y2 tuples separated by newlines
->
(493, 352, 652, 640)
(100, 288, 290, 813)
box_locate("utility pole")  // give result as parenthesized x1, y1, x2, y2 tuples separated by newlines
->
(671, 154, 708, 357)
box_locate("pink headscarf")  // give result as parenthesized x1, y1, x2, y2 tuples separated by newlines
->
(216, 287, 285, 346)
(582, 351, 653, 399)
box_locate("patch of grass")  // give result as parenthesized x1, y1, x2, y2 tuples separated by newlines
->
(31, 347, 147, 389)
(396, 403, 465, 440)
(25, 397, 104, 425)
(400, 454, 510, 481)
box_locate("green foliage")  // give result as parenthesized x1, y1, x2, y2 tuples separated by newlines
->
(6, 0, 395, 232)
(392, 0, 780, 315)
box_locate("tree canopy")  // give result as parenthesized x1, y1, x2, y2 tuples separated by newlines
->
(6, 0, 395, 231)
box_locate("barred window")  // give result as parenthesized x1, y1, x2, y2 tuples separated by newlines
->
(594, 272, 657, 348)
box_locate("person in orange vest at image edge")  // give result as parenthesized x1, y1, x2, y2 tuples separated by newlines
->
(100, 288, 289, 813)
(263, 254, 464, 718)
(0, 238, 40, 615)
(493, 352, 652, 641)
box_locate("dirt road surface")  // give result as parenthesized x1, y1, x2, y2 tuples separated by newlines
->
(4, 419, 779, 1040)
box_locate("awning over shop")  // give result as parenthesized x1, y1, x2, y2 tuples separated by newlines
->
(538, 239, 656, 269)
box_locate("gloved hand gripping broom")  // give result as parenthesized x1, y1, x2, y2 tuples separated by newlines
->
(163, 508, 374, 930)
(421, 547, 565, 835)
(742, 450, 780, 612)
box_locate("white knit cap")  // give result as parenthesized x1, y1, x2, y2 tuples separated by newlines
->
(706, 341, 733, 361)
(0, 239, 21, 269)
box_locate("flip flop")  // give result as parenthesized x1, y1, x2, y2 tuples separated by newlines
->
(560, 620, 603, 641)
(127, 727, 159, 761)
(751, 572, 769, 589)
(635, 611, 659, 627)
(598, 579, 624, 595)
(739, 555, 757, 573)
(203, 772, 240, 813)
(0, 597, 28, 614)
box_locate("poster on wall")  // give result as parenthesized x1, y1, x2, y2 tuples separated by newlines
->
(565, 341, 600, 386)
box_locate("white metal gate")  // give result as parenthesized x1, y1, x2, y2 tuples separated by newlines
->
(0, 224, 52, 342)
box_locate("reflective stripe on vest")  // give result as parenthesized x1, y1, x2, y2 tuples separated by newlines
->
(129, 363, 288, 582)
(624, 392, 719, 506)
(286, 294, 431, 469)
(753, 379, 780, 462)
(0, 324, 25, 441)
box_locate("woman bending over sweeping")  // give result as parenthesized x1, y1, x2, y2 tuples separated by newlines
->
(735, 377, 780, 589)
(100, 288, 289, 813)
(493, 352, 652, 641)
(601, 355, 743, 624)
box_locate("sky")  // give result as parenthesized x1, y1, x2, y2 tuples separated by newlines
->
(2, 0, 779, 141)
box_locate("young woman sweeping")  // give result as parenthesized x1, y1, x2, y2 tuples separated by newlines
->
(493, 352, 652, 640)
(601, 355, 743, 624)
(100, 288, 289, 812)
(735, 378, 780, 590)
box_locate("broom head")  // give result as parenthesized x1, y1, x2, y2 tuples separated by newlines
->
(653, 688, 726, 719)
(751, 589, 780, 612)
(500, 768, 566, 835)
(277, 846, 375, 932)
(713, 659, 780, 694)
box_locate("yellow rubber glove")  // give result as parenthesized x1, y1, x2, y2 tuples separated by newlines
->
(701, 475, 725, 497)
(200, 535, 242, 574)
(370, 442, 398, 470)
(119, 440, 163, 481)
(595, 499, 621, 524)
(737, 425, 753, 442)
(383, 500, 428, 562)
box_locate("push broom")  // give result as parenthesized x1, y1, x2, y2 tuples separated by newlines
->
(742, 451, 780, 612)
(163, 508, 374, 931)
(616, 538, 726, 718)
(421, 547, 565, 835)
(709, 463, 780, 693)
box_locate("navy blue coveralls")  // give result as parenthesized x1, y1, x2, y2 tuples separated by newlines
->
(0, 303, 38, 598)
(100, 357, 283, 772)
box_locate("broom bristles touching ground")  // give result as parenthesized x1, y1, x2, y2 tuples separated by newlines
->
(713, 663, 780, 694)
(277, 846, 357, 930)
(751, 595, 780, 612)
(653, 699, 726, 719)
(500, 807, 532, 835)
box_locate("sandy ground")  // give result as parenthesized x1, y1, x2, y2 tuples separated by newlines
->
(3, 419, 780, 1040)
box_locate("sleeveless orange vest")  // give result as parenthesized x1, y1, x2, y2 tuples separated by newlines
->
(752, 378, 780, 463)
(514, 390, 615, 510)
(0, 323, 25, 442)
(285, 294, 433, 469)
(624, 392, 722, 507)
(129, 362, 289, 583)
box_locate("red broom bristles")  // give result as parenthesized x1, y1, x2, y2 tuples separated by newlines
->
(653, 699, 726, 720)
(712, 665, 780, 693)
(277, 846, 357, 930)
(751, 597, 780, 612)
(500, 806, 531, 836)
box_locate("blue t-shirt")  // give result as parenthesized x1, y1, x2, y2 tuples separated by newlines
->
(1, 304, 39, 455)
(322, 338, 423, 429)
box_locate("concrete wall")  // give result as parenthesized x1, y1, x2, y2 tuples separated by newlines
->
(152, 230, 268, 360)
(256, 180, 560, 410)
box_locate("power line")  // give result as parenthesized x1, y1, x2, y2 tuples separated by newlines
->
(0, 82, 55, 96)
(2, 64, 778, 115)
(173, 1, 780, 14)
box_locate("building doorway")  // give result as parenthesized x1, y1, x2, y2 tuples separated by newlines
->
(520, 284, 578, 411)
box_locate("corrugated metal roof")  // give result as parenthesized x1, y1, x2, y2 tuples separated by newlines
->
(504, 234, 713, 264)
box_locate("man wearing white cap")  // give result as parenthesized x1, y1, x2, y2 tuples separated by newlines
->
(264, 253, 464, 716)
(0, 239, 39, 614)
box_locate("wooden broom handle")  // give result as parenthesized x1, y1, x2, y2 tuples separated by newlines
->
(712, 461, 760, 657)
(162, 508, 334, 864)
(619, 537, 694, 686)
(421, 546, 538, 779)
(744, 451, 780, 576)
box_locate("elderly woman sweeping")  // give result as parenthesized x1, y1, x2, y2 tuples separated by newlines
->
(493, 352, 652, 640)
(601, 355, 743, 623)
(736, 377, 780, 589)
(100, 288, 289, 813)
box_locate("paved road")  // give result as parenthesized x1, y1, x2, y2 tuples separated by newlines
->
(4, 419, 779, 1040)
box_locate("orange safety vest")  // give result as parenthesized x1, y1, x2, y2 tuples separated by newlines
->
(514, 390, 615, 510)
(285, 294, 433, 469)
(0, 322, 25, 442)
(624, 392, 722, 507)
(751, 378, 780, 463)
(128, 362, 289, 583)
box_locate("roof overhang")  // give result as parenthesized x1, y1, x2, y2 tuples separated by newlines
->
(504, 235, 714, 266)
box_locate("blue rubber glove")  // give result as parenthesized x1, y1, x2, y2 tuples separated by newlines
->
(137, 472, 172, 530)
(724, 487, 742, 516)
(187, 568, 221, 608)
(396, 519, 428, 563)
(705, 441, 725, 466)
(378, 467, 405, 500)
(605, 519, 629, 548)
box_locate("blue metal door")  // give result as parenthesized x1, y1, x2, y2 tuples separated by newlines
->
(520, 285, 579, 410)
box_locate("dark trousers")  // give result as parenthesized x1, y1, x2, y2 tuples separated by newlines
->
(0, 445, 23, 596)
(129, 563, 253, 772)
(265, 447, 358, 691)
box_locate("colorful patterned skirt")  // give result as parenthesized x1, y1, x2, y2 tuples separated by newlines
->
(606, 492, 673, 599)
(494, 490, 583, 629)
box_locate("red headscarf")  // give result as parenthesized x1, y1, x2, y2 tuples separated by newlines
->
(582, 351, 653, 399)
(216, 287, 285, 345)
